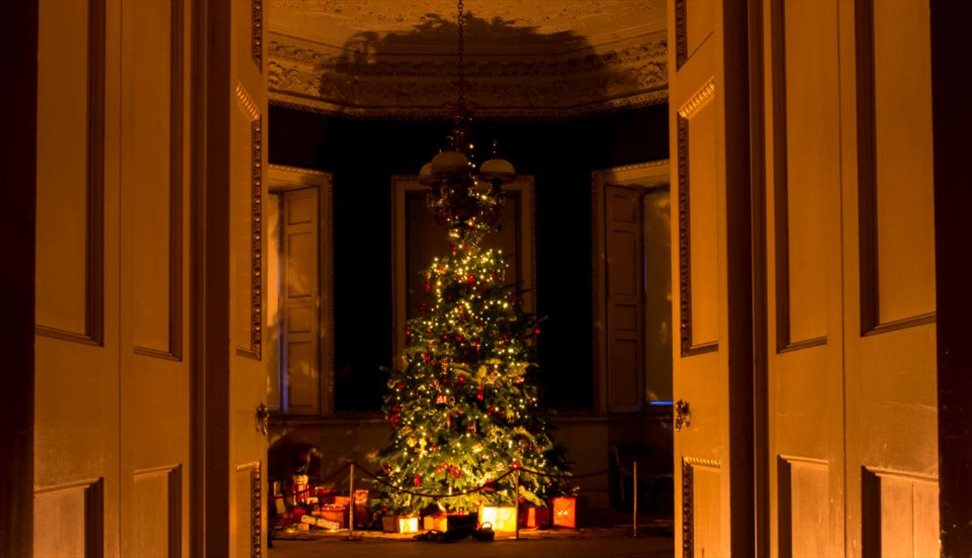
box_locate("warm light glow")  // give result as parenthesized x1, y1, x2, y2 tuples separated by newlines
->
(399, 516, 420, 533)
(479, 505, 517, 532)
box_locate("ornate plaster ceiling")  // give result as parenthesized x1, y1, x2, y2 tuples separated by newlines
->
(267, 0, 668, 118)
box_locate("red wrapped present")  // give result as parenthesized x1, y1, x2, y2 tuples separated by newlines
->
(520, 505, 551, 529)
(353, 489, 369, 527)
(551, 497, 576, 528)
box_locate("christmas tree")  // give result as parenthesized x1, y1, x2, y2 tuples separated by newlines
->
(376, 225, 567, 514)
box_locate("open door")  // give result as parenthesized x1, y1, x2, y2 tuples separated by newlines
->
(675, 0, 940, 554)
(35, 0, 193, 555)
(196, 0, 270, 555)
(668, 0, 753, 555)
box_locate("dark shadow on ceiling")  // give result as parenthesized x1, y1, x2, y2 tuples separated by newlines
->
(313, 11, 644, 115)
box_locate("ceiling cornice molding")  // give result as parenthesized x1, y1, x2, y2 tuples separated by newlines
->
(268, 30, 668, 119)
(268, 88, 668, 121)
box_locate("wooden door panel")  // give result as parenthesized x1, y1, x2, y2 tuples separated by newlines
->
(123, 0, 184, 357)
(675, 0, 715, 71)
(35, 0, 105, 341)
(778, 457, 829, 558)
(670, 0, 735, 553)
(862, 469, 939, 557)
(763, 0, 844, 556)
(606, 185, 645, 412)
(33, 480, 104, 558)
(229, 0, 269, 555)
(35, 0, 119, 555)
(865, 0, 936, 327)
(841, 0, 938, 553)
(683, 459, 722, 558)
(775, 0, 838, 348)
(680, 82, 720, 351)
(130, 467, 180, 558)
(119, 0, 191, 555)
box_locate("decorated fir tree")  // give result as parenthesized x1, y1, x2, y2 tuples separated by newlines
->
(376, 226, 567, 514)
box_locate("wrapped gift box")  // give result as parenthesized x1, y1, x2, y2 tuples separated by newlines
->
(300, 514, 340, 530)
(551, 497, 576, 528)
(353, 489, 369, 527)
(422, 514, 448, 532)
(313, 504, 347, 528)
(520, 505, 551, 529)
(332, 495, 351, 507)
(382, 515, 419, 533)
(479, 505, 517, 532)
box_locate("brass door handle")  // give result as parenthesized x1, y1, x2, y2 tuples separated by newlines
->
(256, 403, 270, 436)
(674, 399, 691, 431)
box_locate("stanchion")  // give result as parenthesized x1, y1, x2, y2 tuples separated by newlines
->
(514, 466, 521, 540)
(632, 460, 638, 538)
(346, 461, 358, 541)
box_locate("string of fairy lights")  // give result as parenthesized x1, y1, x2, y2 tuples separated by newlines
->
(377, 230, 566, 513)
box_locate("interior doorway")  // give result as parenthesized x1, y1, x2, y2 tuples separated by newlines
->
(593, 161, 673, 413)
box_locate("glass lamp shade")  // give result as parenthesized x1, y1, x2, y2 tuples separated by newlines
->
(418, 161, 435, 185)
(478, 156, 515, 184)
(430, 150, 471, 177)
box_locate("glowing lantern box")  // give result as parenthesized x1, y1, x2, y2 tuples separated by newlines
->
(479, 505, 518, 532)
(551, 497, 577, 528)
(422, 514, 448, 532)
(520, 505, 551, 529)
(382, 515, 420, 533)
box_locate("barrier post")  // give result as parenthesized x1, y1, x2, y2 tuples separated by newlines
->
(632, 461, 638, 538)
(514, 466, 521, 540)
(347, 462, 355, 540)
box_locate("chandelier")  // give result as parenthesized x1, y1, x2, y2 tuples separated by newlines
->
(418, 0, 515, 233)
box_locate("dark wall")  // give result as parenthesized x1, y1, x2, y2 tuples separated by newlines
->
(269, 104, 668, 411)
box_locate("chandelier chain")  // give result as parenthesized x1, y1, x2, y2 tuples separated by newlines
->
(456, 0, 466, 116)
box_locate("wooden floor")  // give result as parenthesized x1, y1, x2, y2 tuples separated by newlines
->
(269, 527, 674, 558)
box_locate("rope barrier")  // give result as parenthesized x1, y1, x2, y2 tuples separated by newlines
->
(517, 465, 610, 480)
(279, 459, 648, 541)
(287, 460, 610, 500)
(352, 461, 519, 499)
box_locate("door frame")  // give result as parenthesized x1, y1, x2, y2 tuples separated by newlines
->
(190, 0, 233, 554)
(930, 0, 972, 555)
(0, 0, 38, 554)
(6, 0, 971, 553)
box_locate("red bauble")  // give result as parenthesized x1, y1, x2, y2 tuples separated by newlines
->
(423, 353, 431, 362)
(405, 328, 412, 336)
(487, 405, 495, 414)
(396, 382, 405, 391)
(457, 375, 466, 384)
(534, 327, 542, 335)
(413, 475, 422, 487)
(467, 274, 475, 285)
(476, 390, 484, 401)
(390, 415, 401, 426)
(392, 405, 402, 414)
(424, 281, 431, 293)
